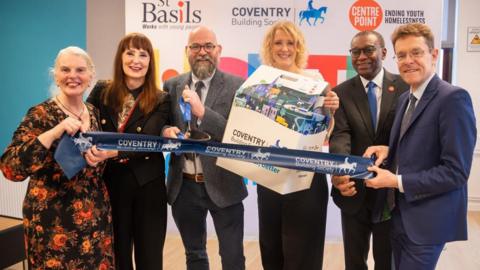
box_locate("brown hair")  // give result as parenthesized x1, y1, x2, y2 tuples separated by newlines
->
(103, 32, 159, 114)
(391, 23, 435, 51)
(260, 20, 308, 69)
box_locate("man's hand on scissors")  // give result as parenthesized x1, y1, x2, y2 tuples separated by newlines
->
(182, 85, 205, 119)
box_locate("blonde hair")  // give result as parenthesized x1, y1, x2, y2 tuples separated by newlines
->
(260, 20, 308, 69)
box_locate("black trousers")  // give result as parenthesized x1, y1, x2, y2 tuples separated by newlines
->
(341, 205, 392, 270)
(105, 167, 167, 270)
(172, 180, 245, 270)
(257, 173, 328, 270)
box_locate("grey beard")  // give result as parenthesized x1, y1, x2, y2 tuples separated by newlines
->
(192, 61, 216, 80)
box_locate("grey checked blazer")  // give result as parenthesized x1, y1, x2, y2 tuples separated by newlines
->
(163, 70, 248, 208)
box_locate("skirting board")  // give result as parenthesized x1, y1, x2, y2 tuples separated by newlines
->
(469, 196, 480, 211)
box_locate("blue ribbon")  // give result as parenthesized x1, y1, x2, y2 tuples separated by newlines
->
(55, 131, 375, 179)
(178, 97, 192, 139)
(53, 133, 87, 179)
(179, 97, 191, 123)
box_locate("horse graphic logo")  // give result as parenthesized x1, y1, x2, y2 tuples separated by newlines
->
(251, 149, 271, 160)
(271, 139, 287, 149)
(161, 140, 182, 151)
(299, 0, 328, 26)
(73, 133, 93, 152)
(337, 157, 358, 175)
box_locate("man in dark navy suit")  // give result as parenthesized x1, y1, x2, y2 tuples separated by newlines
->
(365, 23, 476, 270)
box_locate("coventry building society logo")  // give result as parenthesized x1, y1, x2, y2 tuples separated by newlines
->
(299, 0, 328, 26)
(337, 158, 357, 175)
(161, 140, 182, 151)
(73, 133, 93, 152)
(231, 6, 291, 27)
(251, 149, 271, 161)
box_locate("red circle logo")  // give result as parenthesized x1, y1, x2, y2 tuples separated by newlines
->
(349, 0, 383, 31)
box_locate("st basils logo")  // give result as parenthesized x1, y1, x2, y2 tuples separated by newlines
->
(143, 0, 202, 24)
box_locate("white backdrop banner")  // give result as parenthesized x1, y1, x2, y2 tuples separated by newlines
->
(125, 0, 443, 238)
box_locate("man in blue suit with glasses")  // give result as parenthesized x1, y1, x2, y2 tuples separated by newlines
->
(365, 23, 476, 270)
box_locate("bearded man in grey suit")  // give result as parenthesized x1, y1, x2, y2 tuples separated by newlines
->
(162, 26, 247, 270)
(329, 31, 408, 270)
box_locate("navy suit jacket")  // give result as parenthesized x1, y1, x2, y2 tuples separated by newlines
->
(388, 75, 476, 244)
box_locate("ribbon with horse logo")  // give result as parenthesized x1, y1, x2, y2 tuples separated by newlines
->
(55, 131, 375, 180)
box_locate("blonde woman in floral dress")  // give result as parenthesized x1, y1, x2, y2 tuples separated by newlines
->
(0, 46, 115, 269)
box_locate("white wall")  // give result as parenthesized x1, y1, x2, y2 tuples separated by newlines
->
(454, 0, 480, 210)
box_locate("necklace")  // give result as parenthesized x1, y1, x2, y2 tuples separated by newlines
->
(55, 96, 85, 121)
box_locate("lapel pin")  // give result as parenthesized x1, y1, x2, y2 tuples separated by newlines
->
(388, 86, 395, 92)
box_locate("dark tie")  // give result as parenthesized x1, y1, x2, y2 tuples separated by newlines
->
(386, 189, 395, 212)
(400, 94, 417, 136)
(384, 94, 418, 218)
(366, 81, 377, 131)
(195, 81, 204, 102)
(185, 81, 205, 161)
(191, 81, 205, 128)
(375, 188, 395, 222)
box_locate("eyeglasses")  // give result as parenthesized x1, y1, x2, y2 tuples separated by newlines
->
(188, 43, 216, 53)
(394, 48, 427, 63)
(349, 46, 380, 58)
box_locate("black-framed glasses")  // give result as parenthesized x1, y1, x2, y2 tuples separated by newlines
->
(393, 48, 427, 63)
(188, 43, 216, 53)
(349, 46, 380, 58)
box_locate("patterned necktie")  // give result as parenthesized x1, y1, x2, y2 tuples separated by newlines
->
(366, 81, 377, 131)
(400, 94, 417, 136)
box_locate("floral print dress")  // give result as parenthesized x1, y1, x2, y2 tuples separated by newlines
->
(0, 99, 114, 269)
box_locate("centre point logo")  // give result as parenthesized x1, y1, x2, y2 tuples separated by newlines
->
(349, 0, 383, 31)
